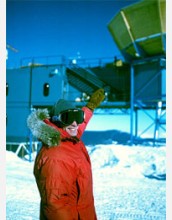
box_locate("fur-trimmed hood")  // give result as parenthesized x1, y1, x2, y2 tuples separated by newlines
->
(27, 109, 60, 147)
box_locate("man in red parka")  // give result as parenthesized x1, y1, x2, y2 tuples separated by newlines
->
(27, 88, 105, 220)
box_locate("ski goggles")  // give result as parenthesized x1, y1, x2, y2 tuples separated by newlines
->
(52, 109, 85, 126)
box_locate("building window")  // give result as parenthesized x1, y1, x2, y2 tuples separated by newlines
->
(43, 83, 50, 96)
(6, 83, 9, 96)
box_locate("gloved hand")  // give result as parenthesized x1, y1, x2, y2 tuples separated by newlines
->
(86, 88, 105, 110)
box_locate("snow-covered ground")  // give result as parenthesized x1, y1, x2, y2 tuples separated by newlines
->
(6, 112, 167, 219)
(6, 143, 166, 220)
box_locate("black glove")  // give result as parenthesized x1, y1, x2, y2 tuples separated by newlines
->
(86, 88, 105, 110)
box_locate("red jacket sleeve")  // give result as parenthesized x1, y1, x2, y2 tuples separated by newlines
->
(77, 106, 93, 138)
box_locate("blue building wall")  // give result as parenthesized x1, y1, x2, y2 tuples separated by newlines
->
(134, 60, 166, 101)
(6, 64, 76, 142)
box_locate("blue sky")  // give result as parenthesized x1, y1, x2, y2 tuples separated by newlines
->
(6, 0, 139, 67)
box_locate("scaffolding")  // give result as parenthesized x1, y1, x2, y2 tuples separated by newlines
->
(130, 56, 166, 146)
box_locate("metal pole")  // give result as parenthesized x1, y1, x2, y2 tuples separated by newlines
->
(135, 108, 138, 140)
(130, 64, 134, 145)
(28, 59, 34, 162)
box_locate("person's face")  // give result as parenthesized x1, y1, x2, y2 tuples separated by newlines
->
(64, 121, 79, 136)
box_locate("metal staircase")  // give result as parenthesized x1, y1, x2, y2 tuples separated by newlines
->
(66, 65, 111, 95)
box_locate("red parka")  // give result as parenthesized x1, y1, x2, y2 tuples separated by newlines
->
(33, 107, 97, 220)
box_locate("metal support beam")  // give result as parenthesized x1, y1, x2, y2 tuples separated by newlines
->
(130, 64, 134, 145)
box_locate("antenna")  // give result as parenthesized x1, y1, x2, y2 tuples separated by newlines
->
(6, 44, 19, 53)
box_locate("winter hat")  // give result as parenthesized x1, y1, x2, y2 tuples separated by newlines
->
(50, 99, 77, 117)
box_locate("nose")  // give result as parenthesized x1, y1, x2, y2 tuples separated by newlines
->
(71, 121, 78, 126)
